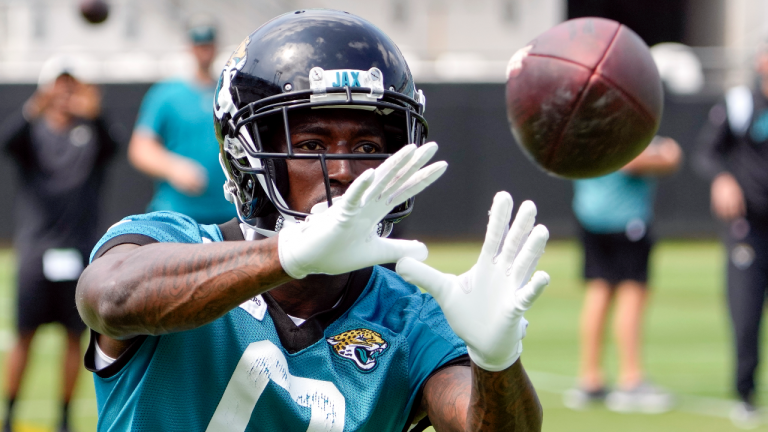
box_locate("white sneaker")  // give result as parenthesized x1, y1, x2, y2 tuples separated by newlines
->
(562, 387, 608, 410)
(605, 382, 674, 414)
(730, 402, 761, 430)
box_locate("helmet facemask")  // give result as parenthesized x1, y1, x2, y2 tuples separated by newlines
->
(219, 67, 428, 237)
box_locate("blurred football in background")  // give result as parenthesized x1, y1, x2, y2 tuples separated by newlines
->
(79, 0, 109, 25)
(505, 17, 663, 179)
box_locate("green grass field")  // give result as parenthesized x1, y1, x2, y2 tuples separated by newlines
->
(1, 241, 767, 431)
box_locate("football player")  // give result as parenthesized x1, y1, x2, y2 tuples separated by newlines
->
(76, 10, 550, 431)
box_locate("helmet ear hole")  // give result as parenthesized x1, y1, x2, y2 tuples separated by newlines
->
(266, 159, 290, 200)
(243, 159, 285, 220)
(250, 176, 276, 218)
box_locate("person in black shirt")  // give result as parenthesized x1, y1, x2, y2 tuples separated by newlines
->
(696, 44, 768, 428)
(0, 57, 117, 432)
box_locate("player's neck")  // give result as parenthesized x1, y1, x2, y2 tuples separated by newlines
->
(269, 273, 351, 319)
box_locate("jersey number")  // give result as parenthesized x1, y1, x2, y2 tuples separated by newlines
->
(206, 340, 346, 432)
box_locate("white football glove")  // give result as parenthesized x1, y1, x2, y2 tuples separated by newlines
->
(396, 192, 550, 372)
(278, 142, 447, 279)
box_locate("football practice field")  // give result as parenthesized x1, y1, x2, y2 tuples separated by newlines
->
(1, 240, 768, 431)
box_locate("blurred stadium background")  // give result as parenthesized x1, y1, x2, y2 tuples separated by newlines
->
(1, 0, 768, 431)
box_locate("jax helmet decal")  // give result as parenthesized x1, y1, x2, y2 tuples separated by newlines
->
(213, 9, 428, 237)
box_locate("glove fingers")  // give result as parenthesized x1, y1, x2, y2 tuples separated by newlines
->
(513, 271, 550, 311)
(396, 257, 453, 302)
(508, 224, 549, 287)
(387, 161, 447, 206)
(338, 169, 375, 215)
(364, 144, 416, 204)
(480, 192, 513, 262)
(373, 238, 428, 264)
(500, 200, 537, 267)
(382, 142, 438, 199)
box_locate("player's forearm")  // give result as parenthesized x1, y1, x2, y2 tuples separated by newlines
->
(466, 360, 543, 432)
(76, 239, 291, 339)
(424, 360, 542, 432)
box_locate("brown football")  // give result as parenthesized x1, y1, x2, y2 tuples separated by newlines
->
(505, 17, 663, 179)
(80, 0, 109, 25)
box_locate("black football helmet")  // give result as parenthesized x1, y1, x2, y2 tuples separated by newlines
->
(213, 9, 428, 236)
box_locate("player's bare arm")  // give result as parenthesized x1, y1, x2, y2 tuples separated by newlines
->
(76, 237, 289, 340)
(418, 360, 542, 432)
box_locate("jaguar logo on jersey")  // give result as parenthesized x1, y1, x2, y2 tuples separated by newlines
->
(327, 328, 388, 372)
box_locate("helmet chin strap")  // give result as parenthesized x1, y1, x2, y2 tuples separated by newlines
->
(269, 198, 339, 235)
(236, 208, 288, 238)
(241, 197, 394, 239)
(240, 197, 330, 238)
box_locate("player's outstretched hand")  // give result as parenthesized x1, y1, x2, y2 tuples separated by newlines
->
(278, 142, 447, 280)
(397, 192, 550, 372)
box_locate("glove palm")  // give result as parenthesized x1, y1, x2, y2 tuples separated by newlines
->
(397, 192, 550, 371)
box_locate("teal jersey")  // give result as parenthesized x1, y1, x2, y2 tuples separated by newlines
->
(135, 79, 236, 224)
(88, 212, 467, 432)
(572, 171, 657, 234)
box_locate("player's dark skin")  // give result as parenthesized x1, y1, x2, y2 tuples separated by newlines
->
(76, 109, 543, 432)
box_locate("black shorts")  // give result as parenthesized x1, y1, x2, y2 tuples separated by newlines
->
(580, 226, 653, 285)
(16, 253, 86, 333)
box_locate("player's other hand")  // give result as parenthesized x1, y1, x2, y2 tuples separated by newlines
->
(278, 142, 447, 279)
(397, 192, 550, 372)
(167, 156, 208, 196)
(711, 172, 746, 221)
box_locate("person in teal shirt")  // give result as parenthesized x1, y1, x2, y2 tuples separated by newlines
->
(563, 136, 682, 413)
(128, 20, 235, 224)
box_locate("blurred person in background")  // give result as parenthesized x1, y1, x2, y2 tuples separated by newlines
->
(127, 17, 235, 224)
(0, 56, 117, 432)
(563, 137, 682, 413)
(695, 42, 768, 429)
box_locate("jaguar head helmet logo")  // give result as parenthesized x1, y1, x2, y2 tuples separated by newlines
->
(327, 329, 388, 372)
(214, 35, 250, 120)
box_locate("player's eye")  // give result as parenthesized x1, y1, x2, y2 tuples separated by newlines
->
(354, 143, 381, 154)
(295, 141, 325, 152)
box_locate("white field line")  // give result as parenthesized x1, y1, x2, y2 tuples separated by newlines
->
(527, 370, 739, 420)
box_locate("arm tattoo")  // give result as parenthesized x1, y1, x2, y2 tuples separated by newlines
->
(423, 360, 543, 432)
(77, 238, 291, 339)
